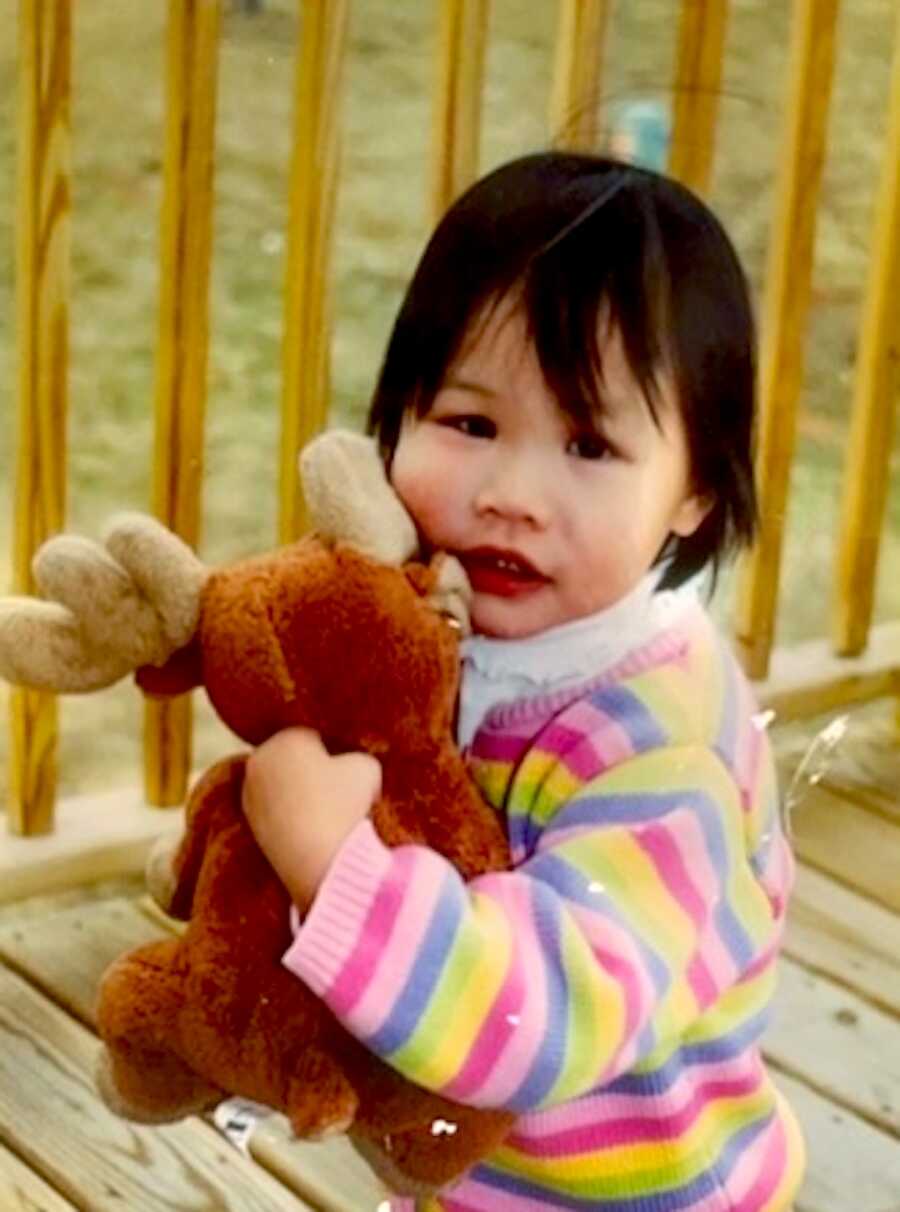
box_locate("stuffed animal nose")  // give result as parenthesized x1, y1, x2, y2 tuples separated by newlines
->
(428, 556, 472, 637)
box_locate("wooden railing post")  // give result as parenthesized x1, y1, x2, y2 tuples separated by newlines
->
(279, 0, 350, 543)
(144, 0, 221, 807)
(668, 0, 730, 196)
(548, 0, 608, 152)
(429, 0, 490, 224)
(832, 7, 900, 657)
(733, 0, 840, 680)
(9, 0, 72, 836)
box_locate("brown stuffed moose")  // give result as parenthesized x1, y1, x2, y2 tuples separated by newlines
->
(0, 431, 514, 1195)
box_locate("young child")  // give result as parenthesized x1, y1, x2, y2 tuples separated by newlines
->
(242, 152, 805, 1210)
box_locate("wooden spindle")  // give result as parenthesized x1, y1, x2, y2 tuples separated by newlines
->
(548, 0, 608, 151)
(429, 0, 490, 224)
(668, 0, 730, 196)
(832, 7, 900, 656)
(144, 0, 221, 807)
(9, 0, 72, 836)
(733, 0, 840, 680)
(279, 0, 349, 543)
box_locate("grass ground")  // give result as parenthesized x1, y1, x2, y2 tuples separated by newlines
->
(0, 0, 898, 801)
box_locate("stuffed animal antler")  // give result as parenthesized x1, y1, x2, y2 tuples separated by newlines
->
(0, 431, 513, 1196)
(0, 512, 207, 693)
(0, 433, 461, 692)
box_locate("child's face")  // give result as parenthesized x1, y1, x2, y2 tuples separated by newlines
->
(390, 302, 709, 639)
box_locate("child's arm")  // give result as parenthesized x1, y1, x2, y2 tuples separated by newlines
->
(242, 727, 382, 912)
(275, 739, 792, 1115)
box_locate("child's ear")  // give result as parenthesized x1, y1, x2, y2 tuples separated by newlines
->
(671, 491, 714, 538)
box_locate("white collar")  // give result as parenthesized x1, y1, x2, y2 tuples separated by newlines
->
(460, 571, 666, 687)
(456, 572, 697, 747)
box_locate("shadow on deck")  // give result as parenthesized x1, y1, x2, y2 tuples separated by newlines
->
(0, 705, 897, 1211)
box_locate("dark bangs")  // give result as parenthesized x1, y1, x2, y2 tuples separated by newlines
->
(367, 152, 758, 587)
(368, 154, 668, 451)
(516, 175, 671, 435)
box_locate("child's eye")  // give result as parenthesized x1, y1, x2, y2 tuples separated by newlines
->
(567, 431, 613, 460)
(439, 414, 496, 439)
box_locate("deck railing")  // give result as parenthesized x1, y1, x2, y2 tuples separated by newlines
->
(6, 0, 900, 852)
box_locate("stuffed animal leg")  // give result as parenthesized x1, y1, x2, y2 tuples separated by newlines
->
(95, 938, 226, 1123)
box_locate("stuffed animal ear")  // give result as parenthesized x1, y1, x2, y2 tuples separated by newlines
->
(299, 430, 419, 565)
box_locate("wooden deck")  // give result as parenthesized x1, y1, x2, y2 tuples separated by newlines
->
(0, 708, 898, 1211)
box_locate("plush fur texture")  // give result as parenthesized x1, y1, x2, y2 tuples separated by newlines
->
(98, 541, 514, 1193)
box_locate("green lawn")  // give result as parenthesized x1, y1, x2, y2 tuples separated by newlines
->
(1, 0, 898, 800)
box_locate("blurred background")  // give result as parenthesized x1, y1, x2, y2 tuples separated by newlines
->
(1, 0, 898, 801)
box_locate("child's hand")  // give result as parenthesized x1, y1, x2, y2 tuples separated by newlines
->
(242, 727, 382, 911)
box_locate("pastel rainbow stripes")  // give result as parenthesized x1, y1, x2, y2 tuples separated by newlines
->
(285, 604, 804, 1209)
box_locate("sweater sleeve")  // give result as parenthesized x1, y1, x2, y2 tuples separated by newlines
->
(282, 742, 790, 1114)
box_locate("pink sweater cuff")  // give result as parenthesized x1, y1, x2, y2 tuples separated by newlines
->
(281, 817, 392, 998)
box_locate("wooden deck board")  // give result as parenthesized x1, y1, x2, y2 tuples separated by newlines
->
(0, 1141, 79, 1211)
(0, 897, 164, 1026)
(773, 1073, 900, 1212)
(0, 898, 387, 1212)
(766, 955, 900, 1139)
(777, 705, 900, 823)
(250, 1120, 391, 1212)
(0, 964, 316, 1212)
(789, 782, 900, 914)
(783, 862, 900, 1016)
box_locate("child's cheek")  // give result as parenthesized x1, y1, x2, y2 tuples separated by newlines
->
(390, 452, 448, 545)
(406, 489, 454, 551)
(590, 518, 650, 595)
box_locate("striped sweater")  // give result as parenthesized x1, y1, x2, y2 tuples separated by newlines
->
(284, 602, 805, 1209)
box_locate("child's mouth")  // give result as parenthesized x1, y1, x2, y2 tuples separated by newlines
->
(458, 548, 549, 598)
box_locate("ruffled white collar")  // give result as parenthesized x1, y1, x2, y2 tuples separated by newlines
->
(457, 573, 694, 746)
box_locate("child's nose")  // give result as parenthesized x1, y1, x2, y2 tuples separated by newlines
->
(473, 454, 550, 528)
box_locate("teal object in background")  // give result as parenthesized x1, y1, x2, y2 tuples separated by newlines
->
(609, 99, 671, 172)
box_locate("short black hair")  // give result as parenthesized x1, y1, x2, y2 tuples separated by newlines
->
(367, 152, 758, 588)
